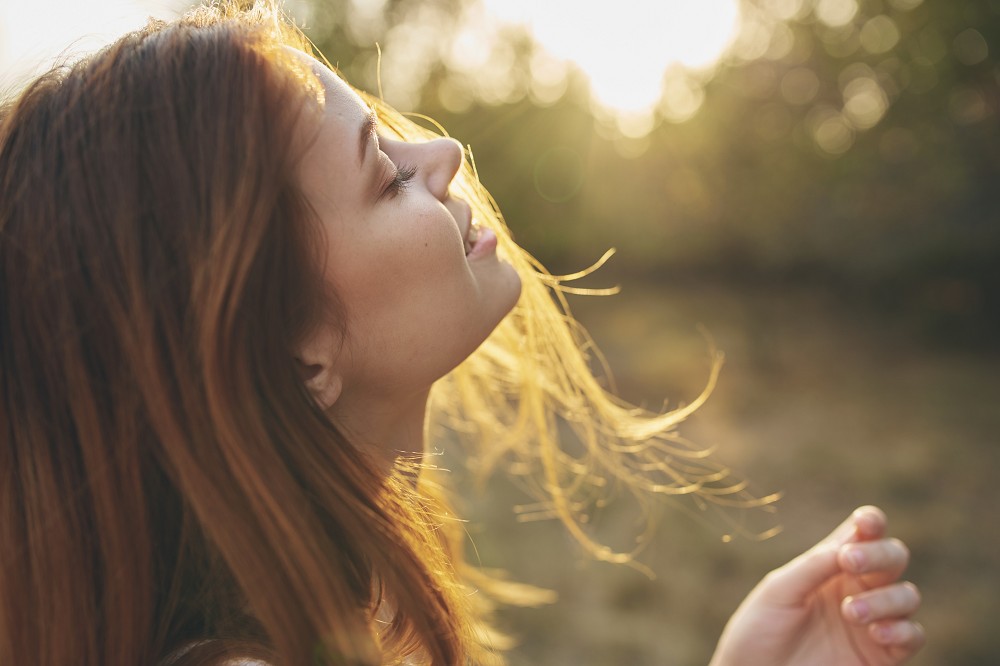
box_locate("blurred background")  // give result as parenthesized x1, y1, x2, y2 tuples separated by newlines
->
(3, 0, 998, 663)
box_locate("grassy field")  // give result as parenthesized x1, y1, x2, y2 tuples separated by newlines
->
(446, 280, 999, 665)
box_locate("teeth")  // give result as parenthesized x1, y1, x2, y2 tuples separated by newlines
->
(465, 222, 481, 255)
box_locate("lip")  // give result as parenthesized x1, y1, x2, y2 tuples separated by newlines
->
(466, 226, 497, 260)
(454, 196, 497, 259)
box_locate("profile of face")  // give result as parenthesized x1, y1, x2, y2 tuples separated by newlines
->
(291, 52, 522, 426)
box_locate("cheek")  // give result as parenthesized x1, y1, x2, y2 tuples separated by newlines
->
(390, 209, 468, 288)
(338, 215, 468, 326)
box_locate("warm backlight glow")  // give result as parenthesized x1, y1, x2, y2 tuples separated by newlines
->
(0, 0, 183, 92)
(482, 0, 742, 117)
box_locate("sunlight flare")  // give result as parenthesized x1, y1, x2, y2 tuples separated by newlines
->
(0, 0, 184, 91)
(481, 0, 742, 118)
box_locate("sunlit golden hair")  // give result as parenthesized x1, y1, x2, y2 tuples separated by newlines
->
(0, 2, 771, 665)
(380, 103, 779, 567)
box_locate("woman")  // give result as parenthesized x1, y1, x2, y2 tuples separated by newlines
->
(0, 2, 923, 664)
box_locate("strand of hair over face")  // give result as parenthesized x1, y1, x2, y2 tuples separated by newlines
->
(239, 0, 779, 568)
(363, 95, 782, 572)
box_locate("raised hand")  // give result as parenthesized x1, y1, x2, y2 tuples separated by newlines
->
(710, 506, 924, 666)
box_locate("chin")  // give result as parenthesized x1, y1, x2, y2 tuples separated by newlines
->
(496, 262, 523, 313)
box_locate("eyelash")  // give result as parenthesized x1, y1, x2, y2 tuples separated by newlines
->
(384, 163, 417, 199)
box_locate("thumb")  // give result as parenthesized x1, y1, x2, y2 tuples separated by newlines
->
(760, 506, 884, 606)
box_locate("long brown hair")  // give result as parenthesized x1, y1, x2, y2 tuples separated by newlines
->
(1, 2, 773, 665)
(0, 3, 490, 665)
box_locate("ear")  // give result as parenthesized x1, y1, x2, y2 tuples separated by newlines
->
(296, 359, 342, 410)
(295, 331, 344, 410)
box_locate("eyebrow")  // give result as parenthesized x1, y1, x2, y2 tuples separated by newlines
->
(358, 109, 377, 166)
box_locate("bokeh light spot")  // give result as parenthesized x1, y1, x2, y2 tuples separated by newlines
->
(613, 134, 653, 160)
(949, 87, 991, 125)
(843, 77, 889, 129)
(529, 50, 570, 106)
(533, 147, 586, 202)
(821, 25, 861, 58)
(765, 22, 796, 60)
(760, 0, 807, 21)
(887, 0, 924, 10)
(860, 15, 901, 54)
(808, 106, 855, 154)
(953, 29, 989, 66)
(918, 27, 948, 64)
(437, 77, 474, 114)
(732, 8, 775, 61)
(814, 0, 859, 28)
(659, 68, 707, 123)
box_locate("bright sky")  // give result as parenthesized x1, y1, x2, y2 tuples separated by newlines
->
(481, 0, 742, 114)
(0, 0, 186, 92)
(2, 0, 743, 127)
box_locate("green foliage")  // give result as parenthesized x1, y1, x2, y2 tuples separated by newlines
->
(290, 3, 1000, 663)
(301, 0, 998, 343)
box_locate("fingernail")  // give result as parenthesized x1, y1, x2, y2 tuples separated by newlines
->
(849, 599, 870, 623)
(845, 548, 865, 572)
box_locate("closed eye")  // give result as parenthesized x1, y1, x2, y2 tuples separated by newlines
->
(381, 163, 417, 200)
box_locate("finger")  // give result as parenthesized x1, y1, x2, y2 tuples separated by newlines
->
(868, 619, 926, 652)
(842, 581, 921, 624)
(846, 505, 888, 543)
(761, 507, 888, 605)
(819, 505, 887, 549)
(839, 537, 910, 581)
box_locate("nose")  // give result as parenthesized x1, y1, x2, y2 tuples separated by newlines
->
(417, 137, 464, 201)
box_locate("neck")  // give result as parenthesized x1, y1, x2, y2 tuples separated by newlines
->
(329, 388, 430, 473)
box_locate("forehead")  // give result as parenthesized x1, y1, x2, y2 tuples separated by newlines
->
(283, 47, 368, 121)
(288, 49, 371, 205)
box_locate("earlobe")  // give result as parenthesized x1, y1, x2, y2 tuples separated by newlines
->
(297, 361, 343, 410)
(308, 369, 342, 410)
(295, 327, 344, 410)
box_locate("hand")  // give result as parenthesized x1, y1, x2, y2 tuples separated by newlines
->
(710, 506, 924, 666)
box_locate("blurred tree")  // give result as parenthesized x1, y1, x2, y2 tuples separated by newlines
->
(297, 0, 999, 346)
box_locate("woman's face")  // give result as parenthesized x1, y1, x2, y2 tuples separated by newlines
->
(294, 54, 521, 408)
